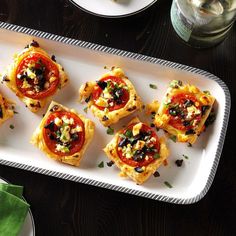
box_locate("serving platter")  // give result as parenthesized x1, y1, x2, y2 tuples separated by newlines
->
(0, 22, 230, 204)
(69, 0, 158, 18)
(0, 177, 35, 236)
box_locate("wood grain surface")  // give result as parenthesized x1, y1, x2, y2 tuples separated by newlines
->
(0, 0, 235, 235)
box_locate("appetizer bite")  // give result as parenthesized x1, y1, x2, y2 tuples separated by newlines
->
(79, 67, 142, 126)
(2, 40, 68, 112)
(104, 117, 169, 184)
(0, 92, 14, 126)
(31, 101, 95, 167)
(154, 80, 215, 144)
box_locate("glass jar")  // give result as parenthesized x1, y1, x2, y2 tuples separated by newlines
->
(170, 0, 236, 48)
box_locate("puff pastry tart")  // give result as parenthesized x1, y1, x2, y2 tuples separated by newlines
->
(104, 117, 169, 184)
(79, 67, 142, 126)
(31, 101, 95, 167)
(154, 80, 215, 144)
(0, 92, 14, 126)
(2, 41, 68, 112)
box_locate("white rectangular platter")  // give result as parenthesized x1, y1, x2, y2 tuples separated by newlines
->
(0, 22, 231, 204)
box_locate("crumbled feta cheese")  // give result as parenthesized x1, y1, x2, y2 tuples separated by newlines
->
(26, 68, 36, 79)
(54, 117, 62, 126)
(55, 144, 69, 153)
(186, 106, 201, 119)
(95, 97, 108, 107)
(62, 116, 74, 125)
(21, 79, 31, 89)
(132, 123, 142, 136)
(71, 125, 82, 134)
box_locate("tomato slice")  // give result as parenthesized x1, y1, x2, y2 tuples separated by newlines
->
(167, 93, 201, 131)
(117, 123, 160, 167)
(43, 111, 85, 156)
(16, 53, 59, 99)
(92, 76, 129, 111)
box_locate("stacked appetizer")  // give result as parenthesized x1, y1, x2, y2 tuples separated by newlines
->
(79, 67, 142, 126)
(2, 41, 68, 112)
(31, 101, 95, 167)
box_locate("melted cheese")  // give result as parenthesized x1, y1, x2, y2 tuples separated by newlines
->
(186, 106, 201, 120)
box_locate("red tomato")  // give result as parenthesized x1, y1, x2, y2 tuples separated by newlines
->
(92, 76, 129, 111)
(43, 111, 85, 156)
(168, 93, 201, 131)
(16, 53, 59, 99)
(117, 123, 160, 167)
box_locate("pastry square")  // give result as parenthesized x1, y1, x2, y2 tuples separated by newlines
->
(79, 67, 142, 126)
(2, 40, 68, 112)
(31, 101, 95, 167)
(0, 92, 14, 126)
(154, 80, 215, 144)
(104, 117, 169, 184)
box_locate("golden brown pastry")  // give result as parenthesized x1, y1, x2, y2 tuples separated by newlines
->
(104, 117, 169, 184)
(31, 101, 95, 167)
(0, 92, 14, 126)
(2, 40, 68, 112)
(79, 67, 142, 126)
(154, 80, 215, 144)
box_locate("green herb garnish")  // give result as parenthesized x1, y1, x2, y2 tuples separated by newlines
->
(9, 124, 14, 129)
(149, 84, 157, 89)
(154, 153, 160, 159)
(164, 181, 173, 188)
(183, 154, 189, 159)
(169, 135, 177, 143)
(98, 161, 104, 168)
(203, 90, 211, 95)
(125, 129, 133, 138)
(83, 107, 88, 113)
(106, 126, 114, 135)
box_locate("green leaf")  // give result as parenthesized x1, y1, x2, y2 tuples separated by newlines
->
(182, 154, 189, 159)
(106, 126, 114, 135)
(98, 161, 104, 168)
(164, 181, 173, 188)
(154, 153, 160, 159)
(124, 129, 132, 138)
(169, 135, 177, 143)
(149, 84, 157, 89)
(83, 107, 88, 113)
(9, 124, 14, 129)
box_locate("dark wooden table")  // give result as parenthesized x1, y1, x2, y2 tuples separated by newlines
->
(0, 0, 235, 235)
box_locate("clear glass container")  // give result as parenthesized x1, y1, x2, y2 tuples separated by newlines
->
(171, 0, 236, 48)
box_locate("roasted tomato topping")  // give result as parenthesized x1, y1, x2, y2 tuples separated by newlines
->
(92, 76, 129, 111)
(166, 93, 202, 132)
(16, 53, 59, 99)
(43, 111, 85, 156)
(117, 123, 160, 167)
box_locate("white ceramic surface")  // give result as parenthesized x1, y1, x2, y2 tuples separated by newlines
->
(0, 178, 35, 236)
(69, 0, 157, 17)
(0, 26, 230, 204)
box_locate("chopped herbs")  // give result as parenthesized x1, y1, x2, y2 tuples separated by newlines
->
(175, 159, 183, 167)
(203, 90, 211, 95)
(169, 80, 182, 88)
(98, 161, 104, 168)
(182, 154, 189, 159)
(153, 171, 160, 177)
(106, 126, 114, 135)
(154, 153, 160, 159)
(9, 124, 14, 129)
(85, 95, 91, 103)
(149, 84, 158, 89)
(83, 107, 88, 113)
(169, 135, 177, 142)
(164, 181, 173, 188)
(13, 111, 19, 114)
(124, 129, 132, 138)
